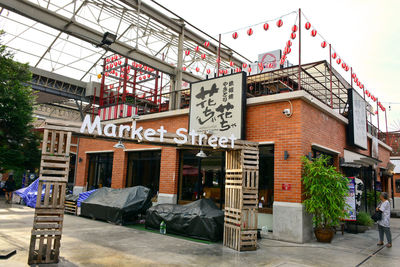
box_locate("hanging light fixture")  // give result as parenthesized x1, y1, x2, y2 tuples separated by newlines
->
(277, 19, 283, 27)
(113, 140, 126, 149)
(196, 149, 207, 158)
(321, 41, 327, 48)
(232, 32, 238, 39)
(247, 28, 253, 36)
(305, 22, 311, 30)
(263, 23, 269, 31)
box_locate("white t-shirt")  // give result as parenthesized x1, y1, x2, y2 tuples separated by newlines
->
(378, 200, 390, 227)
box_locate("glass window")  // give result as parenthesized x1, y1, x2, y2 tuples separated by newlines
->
(178, 150, 225, 208)
(126, 150, 161, 195)
(258, 145, 274, 213)
(87, 153, 113, 190)
(312, 149, 334, 166)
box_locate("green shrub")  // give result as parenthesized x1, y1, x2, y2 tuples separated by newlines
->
(356, 211, 374, 226)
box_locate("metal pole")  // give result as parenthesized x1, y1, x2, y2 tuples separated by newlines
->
(298, 8, 301, 90)
(350, 67, 353, 88)
(329, 44, 333, 109)
(217, 34, 221, 77)
(385, 109, 388, 142)
(377, 98, 380, 137)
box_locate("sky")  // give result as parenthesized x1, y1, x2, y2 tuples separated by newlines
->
(156, 0, 400, 131)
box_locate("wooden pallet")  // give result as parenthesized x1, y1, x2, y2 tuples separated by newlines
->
(28, 130, 71, 264)
(224, 147, 259, 251)
(64, 200, 77, 215)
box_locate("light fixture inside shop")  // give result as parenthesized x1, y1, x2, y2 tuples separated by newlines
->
(113, 140, 126, 149)
(196, 149, 207, 158)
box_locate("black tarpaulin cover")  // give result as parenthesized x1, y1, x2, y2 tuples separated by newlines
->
(81, 186, 152, 225)
(145, 199, 224, 241)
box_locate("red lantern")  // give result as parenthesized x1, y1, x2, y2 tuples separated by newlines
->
(248, 67, 252, 72)
(311, 29, 317, 37)
(263, 23, 269, 31)
(201, 54, 206, 60)
(258, 62, 263, 71)
(242, 63, 247, 68)
(195, 46, 200, 52)
(232, 32, 238, 39)
(219, 69, 224, 74)
(354, 77, 358, 83)
(292, 25, 298, 32)
(321, 41, 327, 48)
(147, 74, 151, 78)
(185, 50, 190, 56)
(247, 28, 253, 36)
(280, 59, 285, 65)
(182, 66, 186, 71)
(365, 90, 369, 95)
(277, 19, 283, 27)
(332, 52, 337, 59)
(305, 22, 311, 30)
(291, 32, 296, 39)
(139, 77, 142, 81)
(204, 41, 210, 48)
(286, 47, 292, 54)
(336, 58, 341, 64)
(360, 84, 364, 89)
(357, 81, 361, 87)
(345, 66, 349, 71)
(342, 62, 346, 68)
(224, 69, 228, 74)
(206, 69, 211, 74)
(230, 61, 234, 67)
(196, 67, 200, 72)
(287, 40, 292, 47)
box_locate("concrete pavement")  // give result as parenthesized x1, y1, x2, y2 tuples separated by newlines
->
(0, 201, 399, 267)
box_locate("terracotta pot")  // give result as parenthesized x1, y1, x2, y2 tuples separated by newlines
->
(314, 227, 334, 243)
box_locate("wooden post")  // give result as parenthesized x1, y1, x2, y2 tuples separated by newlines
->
(223, 145, 259, 251)
(28, 130, 71, 264)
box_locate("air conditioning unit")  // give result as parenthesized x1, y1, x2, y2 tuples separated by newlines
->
(85, 81, 101, 97)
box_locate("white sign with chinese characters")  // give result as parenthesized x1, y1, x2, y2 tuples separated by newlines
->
(189, 72, 246, 139)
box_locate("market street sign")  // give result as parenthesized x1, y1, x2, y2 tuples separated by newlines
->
(80, 115, 237, 149)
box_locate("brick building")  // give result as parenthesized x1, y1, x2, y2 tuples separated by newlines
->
(71, 61, 392, 243)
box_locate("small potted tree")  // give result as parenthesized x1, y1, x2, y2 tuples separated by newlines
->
(302, 155, 350, 243)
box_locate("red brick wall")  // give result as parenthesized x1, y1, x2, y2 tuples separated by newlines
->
(75, 115, 188, 190)
(246, 100, 303, 203)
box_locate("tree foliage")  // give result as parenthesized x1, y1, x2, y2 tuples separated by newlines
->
(302, 155, 350, 228)
(0, 31, 40, 173)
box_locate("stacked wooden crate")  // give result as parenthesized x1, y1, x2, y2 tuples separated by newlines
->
(28, 130, 71, 264)
(224, 146, 259, 251)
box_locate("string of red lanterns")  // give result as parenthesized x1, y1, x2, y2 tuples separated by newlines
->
(300, 13, 386, 112)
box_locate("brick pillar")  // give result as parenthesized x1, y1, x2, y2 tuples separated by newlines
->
(158, 147, 179, 204)
(111, 149, 127, 188)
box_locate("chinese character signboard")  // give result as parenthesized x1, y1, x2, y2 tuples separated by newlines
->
(348, 89, 367, 150)
(344, 177, 357, 221)
(189, 72, 246, 139)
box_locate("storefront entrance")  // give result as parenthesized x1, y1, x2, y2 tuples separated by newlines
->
(86, 152, 113, 190)
(178, 150, 225, 208)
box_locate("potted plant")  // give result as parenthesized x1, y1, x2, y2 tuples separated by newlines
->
(302, 155, 350, 243)
(346, 211, 374, 233)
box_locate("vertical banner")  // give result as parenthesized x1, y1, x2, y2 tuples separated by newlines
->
(344, 177, 357, 221)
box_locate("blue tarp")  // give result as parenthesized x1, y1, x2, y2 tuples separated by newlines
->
(77, 189, 97, 207)
(14, 178, 43, 208)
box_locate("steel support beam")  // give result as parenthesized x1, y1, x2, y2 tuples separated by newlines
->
(120, 0, 242, 66)
(0, 0, 201, 83)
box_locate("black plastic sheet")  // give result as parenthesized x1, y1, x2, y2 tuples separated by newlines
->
(81, 186, 152, 225)
(145, 199, 224, 241)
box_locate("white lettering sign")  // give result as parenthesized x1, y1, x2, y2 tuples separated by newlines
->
(79, 115, 236, 149)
